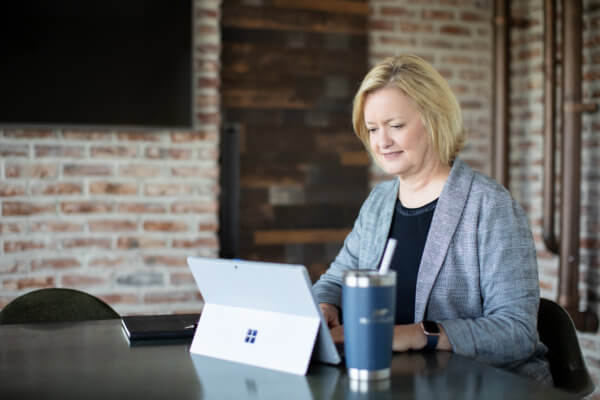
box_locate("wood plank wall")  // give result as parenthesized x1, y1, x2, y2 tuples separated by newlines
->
(221, 0, 369, 281)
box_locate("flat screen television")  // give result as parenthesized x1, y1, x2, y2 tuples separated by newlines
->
(0, 1, 193, 129)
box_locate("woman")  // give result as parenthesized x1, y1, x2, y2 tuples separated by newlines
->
(312, 55, 551, 383)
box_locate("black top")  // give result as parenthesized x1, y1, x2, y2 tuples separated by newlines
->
(388, 198, 437, 324)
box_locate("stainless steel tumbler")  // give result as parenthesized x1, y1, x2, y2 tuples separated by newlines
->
(342, 270, 396, 380)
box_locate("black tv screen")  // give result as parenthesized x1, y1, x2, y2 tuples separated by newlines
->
(0, 1, 193, 129)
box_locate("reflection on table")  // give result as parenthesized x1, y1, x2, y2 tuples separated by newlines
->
(0, 319, 576, 400)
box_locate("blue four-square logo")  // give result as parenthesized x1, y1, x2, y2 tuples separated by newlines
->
(244, 329, 258, 343)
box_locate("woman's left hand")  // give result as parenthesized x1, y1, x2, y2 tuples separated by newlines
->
(392, 323, 452, 352)
(392, 324, 427, 352)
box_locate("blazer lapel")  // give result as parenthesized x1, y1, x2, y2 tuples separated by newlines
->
(414, 159, 474, 321)
(365, 179, 399, 269)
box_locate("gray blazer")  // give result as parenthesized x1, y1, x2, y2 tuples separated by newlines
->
(313, 159, 552, 383)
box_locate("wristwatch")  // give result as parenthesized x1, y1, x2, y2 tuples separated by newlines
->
(421, 320, 440, 350)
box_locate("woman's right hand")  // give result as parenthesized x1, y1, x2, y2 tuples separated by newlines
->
(319, 303, 341, 329)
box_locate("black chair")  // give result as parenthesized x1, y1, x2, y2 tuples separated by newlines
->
(537, 298, 595, 397)
(0, 288, 119, 325)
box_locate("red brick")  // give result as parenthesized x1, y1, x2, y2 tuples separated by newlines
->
(31, 182, 83, 195)
(170, 272, 196, 285)
(62, 131, 112, 141)
(379, 7, 415, 18)
(517, 48, 542, 61)
(172, 237, 218, 248)
(170, 130, 217, 143)
(3, 276, 54, 290)
(61, 274, 106, 287)
(378, 36, 417, 46)
(143, 255, 188, 267)
(195, 112, 220, 125)
(457, 41, 489, 51)
(0, 144, 29, 157)
(63, 163, 113, 177)
(460, 100, 484, 110)
(145, 184, 190, 196)
(2, 201, 55, 216)
(198, 147, 218, 160)
(460, 11, 486, 22)
(118, 202, 167, 214)
(61, 201, 113, 214)
(442, 55, 475, 65)
(194, 60, 219, 75)
(459, 69, 486, 80)
(195, 94, 219, 108)
(440, 25, 471, 35)
(198, 222, 219, 231)
(116, 132, 161, 142)
(0, 222, 26, 234)
(144, 221, 189, 232)
(117, 237, 167, 249)
(61, 238, 112, 249)
(399, 22, 434, 33)
(539, 280, 554, 291)
(196, 7, 218, 19)
(5, 163, 58, 179)
(0, 184, 26, 197)
(90, 182, 138, 195)
(145, 147, 193, 160)
(197, 24, 218, 34)
(119, 164, 160, 177)
(4, 240, 46, 253)
(143, 290, 198, 303)
(4, 130, 56, 139)
(171, 202, 218, 214)
(90, 146, 138, 158)
(99, 293, 139, 305)
(195, 43, 220, 57)
(34, 145, 84, 158)
(31, 221, 84, 233)
(422, 9, 455, 20)
(89, 220, 137, 232)
(89, 256, 129, 268)
(31, 258, 81, 271)
(197, 77, 220, 88)
(421, 39, 456, 49)
(0, 260, 28, 275)
(171, 166, 218, 178)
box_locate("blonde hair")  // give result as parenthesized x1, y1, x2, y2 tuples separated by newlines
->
(352, 55, 464, 165)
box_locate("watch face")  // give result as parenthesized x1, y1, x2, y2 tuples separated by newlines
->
(422, 320, 440, 335)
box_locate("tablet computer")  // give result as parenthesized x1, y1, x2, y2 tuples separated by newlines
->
(187, 257, 341, 375)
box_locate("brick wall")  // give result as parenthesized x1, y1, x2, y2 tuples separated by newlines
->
(0, 0, 221, 316)
(368, 0, 493, 184)
(369, 0, 600, 394)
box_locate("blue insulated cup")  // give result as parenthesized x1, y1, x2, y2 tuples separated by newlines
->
(342, 270, 396, 380)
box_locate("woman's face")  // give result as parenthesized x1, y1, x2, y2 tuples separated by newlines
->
(363, 86, 439, 179)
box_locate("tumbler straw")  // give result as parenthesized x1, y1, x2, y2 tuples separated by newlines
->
(378, 238, 397, 275)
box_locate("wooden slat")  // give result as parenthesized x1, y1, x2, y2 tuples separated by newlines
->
(222, 88, 313, 109)
(340, 151, 370, 166)
(222, 6, 366, 35)
(254, 228, 351, 245)
(272, 0, 369, 16)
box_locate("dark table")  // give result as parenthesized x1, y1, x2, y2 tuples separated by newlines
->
(0, 319, 576, 400)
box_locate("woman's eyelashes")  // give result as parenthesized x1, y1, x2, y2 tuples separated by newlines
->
(367, 123, 404, 134)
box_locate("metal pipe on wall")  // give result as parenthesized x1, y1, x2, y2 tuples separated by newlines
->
(493, 0, 509, 188)
(542, 0, 559, 255)
(559, 0, 598, 332)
